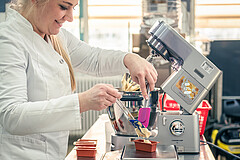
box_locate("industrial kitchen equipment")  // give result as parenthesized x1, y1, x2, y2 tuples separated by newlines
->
(107, 20, 222, 154)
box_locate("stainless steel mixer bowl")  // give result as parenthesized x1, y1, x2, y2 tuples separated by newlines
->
(107, 91, 145, 136)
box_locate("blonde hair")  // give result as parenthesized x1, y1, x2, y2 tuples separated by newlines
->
(11, 0, 76, 92)
(49, 35, 76, 91)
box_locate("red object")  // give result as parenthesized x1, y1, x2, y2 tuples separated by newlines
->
(159, 93, 212, 135)
(113, 121, 120, 131)
(74, 139, 98, 158)
(133, 139, 158, 152)
(159, 94, 180, 111)
(74, 139, 97, 147)
(76, 147, 97, 157)
(118, 118, 124, 129)
(77, 139, 97, 143)
(196, 100, 212, 135)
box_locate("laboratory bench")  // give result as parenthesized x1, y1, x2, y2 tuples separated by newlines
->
(65, 114, 215, 160)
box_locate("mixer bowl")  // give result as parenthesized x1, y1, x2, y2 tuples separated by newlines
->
(107, 91, 145, 136)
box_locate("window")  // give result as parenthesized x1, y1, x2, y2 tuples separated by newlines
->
(88, 0, 142, 51)
(195, 0, 240, 40)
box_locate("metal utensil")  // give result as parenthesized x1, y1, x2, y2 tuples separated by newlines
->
(115, 99, 135, 120)
(115, 99, 150, 137)
(143, 83, 150, 108)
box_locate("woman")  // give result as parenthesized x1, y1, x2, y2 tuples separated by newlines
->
(0, 0, 157, 159)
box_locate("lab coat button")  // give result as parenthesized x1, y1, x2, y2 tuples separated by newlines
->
(59, 59, 64, 64)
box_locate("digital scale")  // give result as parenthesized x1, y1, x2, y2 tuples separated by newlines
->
(121, 144, 177, 160)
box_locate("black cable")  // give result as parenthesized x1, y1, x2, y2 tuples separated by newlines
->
(200, 140, 240, 160)
(162, 92, 166, 112)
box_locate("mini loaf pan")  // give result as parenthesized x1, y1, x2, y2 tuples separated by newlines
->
(76, 147, 97, 157)
(133, 139, 158, 152)
(73, 139, 97, 147)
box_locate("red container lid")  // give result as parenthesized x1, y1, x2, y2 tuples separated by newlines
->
(77, 139, 97, 143)
(74, 139, 97, 147)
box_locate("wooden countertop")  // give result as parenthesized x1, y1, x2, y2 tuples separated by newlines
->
(65, 114, 215, 160)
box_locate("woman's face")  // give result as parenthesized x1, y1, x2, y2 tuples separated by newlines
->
(28, 0, 78, 38)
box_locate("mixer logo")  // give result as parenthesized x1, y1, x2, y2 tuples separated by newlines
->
(169, 120, 185, 136)
(176, 76, 199, 100)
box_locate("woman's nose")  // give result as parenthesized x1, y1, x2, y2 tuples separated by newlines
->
(64, 9, 74, 22)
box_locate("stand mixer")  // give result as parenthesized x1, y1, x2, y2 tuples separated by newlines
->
(107, 20, 222, 154)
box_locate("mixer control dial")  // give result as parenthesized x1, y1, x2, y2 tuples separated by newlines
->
(169, 120, 185, 136)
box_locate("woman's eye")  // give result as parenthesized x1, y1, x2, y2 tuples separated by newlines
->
(59, 5, 68, 10)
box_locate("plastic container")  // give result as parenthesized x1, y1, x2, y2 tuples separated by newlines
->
(74, 139, 97, 147)
(133, 139, 158, 152)
(159, 94, 212, 135)
(159, 94, 180, 111)
(74, 139, 97, 158)
(76, 147, 97, 157)
(77, 139, 97, 144)
(196, 100, 212, 135)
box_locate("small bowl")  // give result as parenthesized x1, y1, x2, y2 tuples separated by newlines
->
(76, 147, 97, 157)
(133, 139, 158, 152)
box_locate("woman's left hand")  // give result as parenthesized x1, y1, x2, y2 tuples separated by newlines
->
(123, 53, 158, 99)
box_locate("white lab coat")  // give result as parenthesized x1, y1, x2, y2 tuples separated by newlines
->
(0, 8, 128, 160)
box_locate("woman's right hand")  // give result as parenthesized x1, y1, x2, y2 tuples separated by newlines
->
(78, 84, 122, 113)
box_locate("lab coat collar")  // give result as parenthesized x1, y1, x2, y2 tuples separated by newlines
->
(6, 6, 58, 48)
(6, 7, 34, 32)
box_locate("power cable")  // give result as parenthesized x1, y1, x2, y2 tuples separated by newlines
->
(200, 140, 240, 160)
